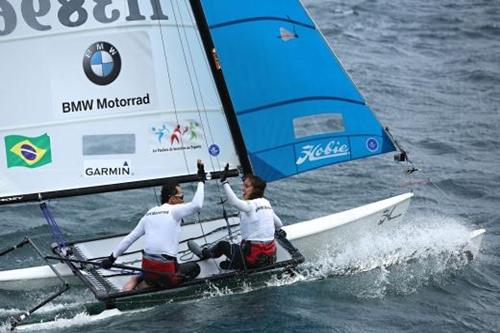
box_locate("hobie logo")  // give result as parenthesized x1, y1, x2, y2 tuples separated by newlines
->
(4, 134, 52, 168)
(296, 140, 349, 165)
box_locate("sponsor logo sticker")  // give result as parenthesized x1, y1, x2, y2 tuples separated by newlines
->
(4, 134, 52, 168)
(208, 144, 220, 157)
(83, 41, 121, 86)
(296, 140, 350, 165)
(366, 137, 379, 152)
(150, 121, 202, 153)
(84, 160, 132, 177)
(279, 27, 298, 41)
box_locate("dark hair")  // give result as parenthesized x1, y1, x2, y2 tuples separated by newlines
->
(245, 174, 266, 199)
(161, 182, 179, 204)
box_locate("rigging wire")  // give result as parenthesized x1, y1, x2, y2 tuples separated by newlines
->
(180, 0, 239, 239)
(152, 186, 161, 206)
(152, 0, 191, 178)
(179, 2, 255, 271)
(168, 0, 213, 251)
(180, 1, 241, 241)
(148, 0, 194, 222)
(389, 129, 476, 223)
(178, 1, 225, 173)
(170, 0, 239, 258)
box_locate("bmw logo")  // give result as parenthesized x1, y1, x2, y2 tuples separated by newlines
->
(83, 41, 121, 85)
(366, 138, 379, 152)
(208, 144, 220, 156)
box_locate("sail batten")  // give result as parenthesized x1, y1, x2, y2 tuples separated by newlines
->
(210, 17, 316, 30)
(238, 96, 367, 115)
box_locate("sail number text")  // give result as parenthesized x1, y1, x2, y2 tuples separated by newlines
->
(0, 0, 169, 36)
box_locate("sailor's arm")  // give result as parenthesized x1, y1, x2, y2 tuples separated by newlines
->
(101, 218, 146, 269)
(171, 182, 204, 220)
(273, 212, 283, 230)
(112, 218, 146, 257)
(223, 182, 252, 213)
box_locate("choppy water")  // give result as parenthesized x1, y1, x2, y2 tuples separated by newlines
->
(1, 0, 500, 332)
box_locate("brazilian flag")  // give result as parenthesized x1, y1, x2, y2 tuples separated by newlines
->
(4, 134, 52, 168)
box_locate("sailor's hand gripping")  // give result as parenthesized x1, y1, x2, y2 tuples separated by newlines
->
(101, 254, 116, 269)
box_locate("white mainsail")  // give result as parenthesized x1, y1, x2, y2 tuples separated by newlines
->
(0, 0, 240, 202)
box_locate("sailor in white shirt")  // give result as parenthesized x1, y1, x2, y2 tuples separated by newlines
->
(101, 161, 206, 290)
(189, 166, 284, 270)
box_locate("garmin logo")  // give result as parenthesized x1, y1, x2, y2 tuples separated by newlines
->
(296, 141, 349, 165)
(62, 94, 150, 113)
(84, 160, 132, 177)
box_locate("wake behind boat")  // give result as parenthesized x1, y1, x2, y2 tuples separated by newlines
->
(0, 0, 485, 329)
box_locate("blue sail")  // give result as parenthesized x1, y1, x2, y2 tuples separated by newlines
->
(199, 0, 396, 181)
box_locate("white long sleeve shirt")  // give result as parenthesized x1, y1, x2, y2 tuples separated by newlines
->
(112, 182, 204, 258)
(223, 183, 282, 242)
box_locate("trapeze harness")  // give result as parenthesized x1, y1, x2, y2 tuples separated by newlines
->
(223, 183, 282, 268)
(112, 182, 204, 287)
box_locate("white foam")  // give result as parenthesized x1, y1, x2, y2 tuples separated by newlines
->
(291, 213, 477, 298)
(5, 308, 126, 332)
(201, 282, 234, 299)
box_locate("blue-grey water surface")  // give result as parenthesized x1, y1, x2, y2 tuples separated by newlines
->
(1, 0, 499, 332)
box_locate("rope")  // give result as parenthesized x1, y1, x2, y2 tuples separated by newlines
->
(169, 0, 239, 256)
(388, 128, 475, 222)
(153, 186, 161, 206)
(40, 202, 67, 249)
(153, 0, 190, 175)
(168, 0, 216, 260)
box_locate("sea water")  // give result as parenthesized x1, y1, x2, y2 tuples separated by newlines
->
(1, 0, 499, 332)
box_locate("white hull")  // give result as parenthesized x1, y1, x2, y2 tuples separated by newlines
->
(0, 192, 485, 291)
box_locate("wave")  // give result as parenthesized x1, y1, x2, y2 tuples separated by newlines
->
(287, 214, 478, 298)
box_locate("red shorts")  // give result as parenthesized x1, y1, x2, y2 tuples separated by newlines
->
(141, 254, 181, 287)
(243, 240, 277, 268)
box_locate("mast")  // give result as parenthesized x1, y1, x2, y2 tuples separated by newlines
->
(189, 0, 253, 176)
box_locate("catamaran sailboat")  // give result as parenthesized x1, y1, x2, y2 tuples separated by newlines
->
(0, 0, 484, 328)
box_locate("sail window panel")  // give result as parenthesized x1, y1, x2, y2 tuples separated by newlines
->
(82, 135, 136, 156)
(293, 113, 345, 139)
(237, 99, 370, 153)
